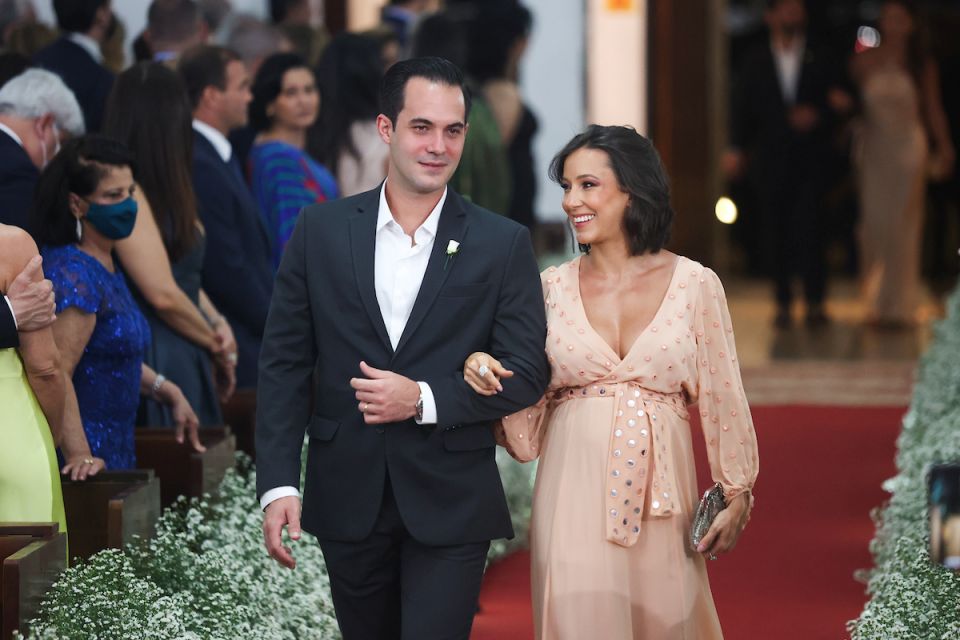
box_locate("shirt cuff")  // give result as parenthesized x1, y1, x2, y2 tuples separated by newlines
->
(415, 381, 437, 425)
(260, 486, 300, 511)
(4, 296, 17, 330)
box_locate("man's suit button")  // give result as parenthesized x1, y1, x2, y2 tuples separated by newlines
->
(375, 428, 385, 435)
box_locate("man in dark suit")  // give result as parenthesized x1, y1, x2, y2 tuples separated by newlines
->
(257, 57, 549, 640)
(1, 255, 57, 349)
(725, 0, 847, 328)
(0, 68, 85, 231)
(179, 45, 273, 390)
(33, 0, 114, 133)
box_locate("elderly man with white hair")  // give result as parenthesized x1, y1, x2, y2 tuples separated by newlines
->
(0, 67, 83, 230)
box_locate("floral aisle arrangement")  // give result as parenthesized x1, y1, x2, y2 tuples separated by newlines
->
(20, 448, 537, 639)
(849, 288, 960, 639)
(19, 456, 340, 640)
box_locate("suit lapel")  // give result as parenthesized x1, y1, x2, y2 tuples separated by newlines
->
(350, 190, 393, 353)
(392, 192, 469, 358)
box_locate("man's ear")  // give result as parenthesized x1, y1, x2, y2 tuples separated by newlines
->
(34, 113, 55, 137)
(376, 114, 393, 144)
(200, 84, 220, 111)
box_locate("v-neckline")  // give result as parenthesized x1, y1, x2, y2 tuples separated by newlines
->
(572, 254, 684, 363)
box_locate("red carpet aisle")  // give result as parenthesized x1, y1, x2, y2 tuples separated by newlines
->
(472, 406, 903, 640)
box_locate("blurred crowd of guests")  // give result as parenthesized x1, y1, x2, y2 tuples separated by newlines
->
(0, 0, 540, 530)
(725, 0, 955, 329)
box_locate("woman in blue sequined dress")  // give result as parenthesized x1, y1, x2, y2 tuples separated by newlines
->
(31, 135, 205, 469)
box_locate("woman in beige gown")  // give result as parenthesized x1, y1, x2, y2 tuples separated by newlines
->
(852, 0, 954, 326)
(465, 126, 759, 639)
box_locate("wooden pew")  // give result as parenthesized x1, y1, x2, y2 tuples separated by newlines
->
(221, 389, 256, 459)
(134, 426, 236, 508)
(1, 523, 67, 639)
(61, 471, 161, 561)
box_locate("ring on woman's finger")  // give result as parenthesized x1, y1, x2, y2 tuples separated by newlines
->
(361, 402, 369, 413)
(83, 458, 94, 465)
(478, 365, 490, 377)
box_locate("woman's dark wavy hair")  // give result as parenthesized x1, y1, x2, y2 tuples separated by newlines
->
(549, 125, 673, 255)
(307, 33, 384, 176)
(31, 135, 136, 248)
(103, 62, 198, 261)
(249, 52, 314, 133)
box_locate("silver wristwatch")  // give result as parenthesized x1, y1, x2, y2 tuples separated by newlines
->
(415, 393, 424, 422)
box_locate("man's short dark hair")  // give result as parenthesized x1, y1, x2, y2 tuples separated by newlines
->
(269, 0, 305, 24)
(549, 125, 674, 256)
(148, 0, 202, 44)
(53, 0, 108, 34)
(178, 44, 241, 109)
(378, 56, 471, 127)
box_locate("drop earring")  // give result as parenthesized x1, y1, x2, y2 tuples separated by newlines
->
(76, 217, 82, 242)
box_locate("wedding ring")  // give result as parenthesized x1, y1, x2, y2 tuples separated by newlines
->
(361, 403, 368, 413)
(227, 352, 238, 365)
(478, 365, 490, 377)
(83, 458, 94, 465)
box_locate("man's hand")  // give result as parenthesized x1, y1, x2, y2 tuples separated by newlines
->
(7, 255, 56, 332)
(350, 361, 420, 424)
(263, 495, 302, 569)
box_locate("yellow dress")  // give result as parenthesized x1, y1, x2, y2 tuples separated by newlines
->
(0, 348, 67, 535)
(499, 256, 760, 640)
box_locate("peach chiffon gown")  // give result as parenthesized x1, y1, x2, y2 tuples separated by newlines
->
(498, 255, 759, 639)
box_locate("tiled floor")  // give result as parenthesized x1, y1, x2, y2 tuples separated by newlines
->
(725, 276, 939, 405)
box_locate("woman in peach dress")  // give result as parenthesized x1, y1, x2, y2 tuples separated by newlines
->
(465, 126, 759, 639)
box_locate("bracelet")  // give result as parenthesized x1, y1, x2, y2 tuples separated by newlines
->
(151, 374, 167, 400)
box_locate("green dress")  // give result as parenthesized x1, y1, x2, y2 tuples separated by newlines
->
(0, 348, 67, 535)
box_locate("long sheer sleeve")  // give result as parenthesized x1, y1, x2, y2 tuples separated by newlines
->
(693, 268, 759, 502)
(496, 395, 551, 462)
(495, 270, 556, 462)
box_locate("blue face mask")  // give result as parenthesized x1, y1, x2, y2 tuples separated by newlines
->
(83, 197, 138, 240)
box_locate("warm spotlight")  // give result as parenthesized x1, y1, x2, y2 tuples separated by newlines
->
(715, 197, 738, 225)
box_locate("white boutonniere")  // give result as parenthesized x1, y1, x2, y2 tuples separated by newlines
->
(444, 240, 460, 270)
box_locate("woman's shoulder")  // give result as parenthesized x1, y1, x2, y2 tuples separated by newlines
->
(672, 255, 726, 297)
(540, 256, 580, 282)
(42, 245, 109, 283)
(251, 140, 307, 165)
(0, 223, 38, 272)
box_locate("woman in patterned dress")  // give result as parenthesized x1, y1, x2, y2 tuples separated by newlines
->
(464, 126, 759, 639)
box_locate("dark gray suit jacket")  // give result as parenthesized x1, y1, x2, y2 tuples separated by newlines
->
(256, 186, 549, 545)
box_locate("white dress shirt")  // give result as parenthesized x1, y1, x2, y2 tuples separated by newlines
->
(66, 32, 104, 64)
(192, 119, 232, 162)
(0, 122, 24, 149)
(771, 37, 805, 105)
(260, 182, 446, 511)
(3, 296, 16, 329)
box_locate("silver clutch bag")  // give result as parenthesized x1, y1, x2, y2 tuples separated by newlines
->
(690, 483, 726, 550)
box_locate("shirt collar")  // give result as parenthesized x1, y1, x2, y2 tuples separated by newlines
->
(0, 122, 24, 148)
(376, 181, 446, 239)
(771, 35, 805, 57)
(192, 119, 232, 163)
(66, 32, 104, 64)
